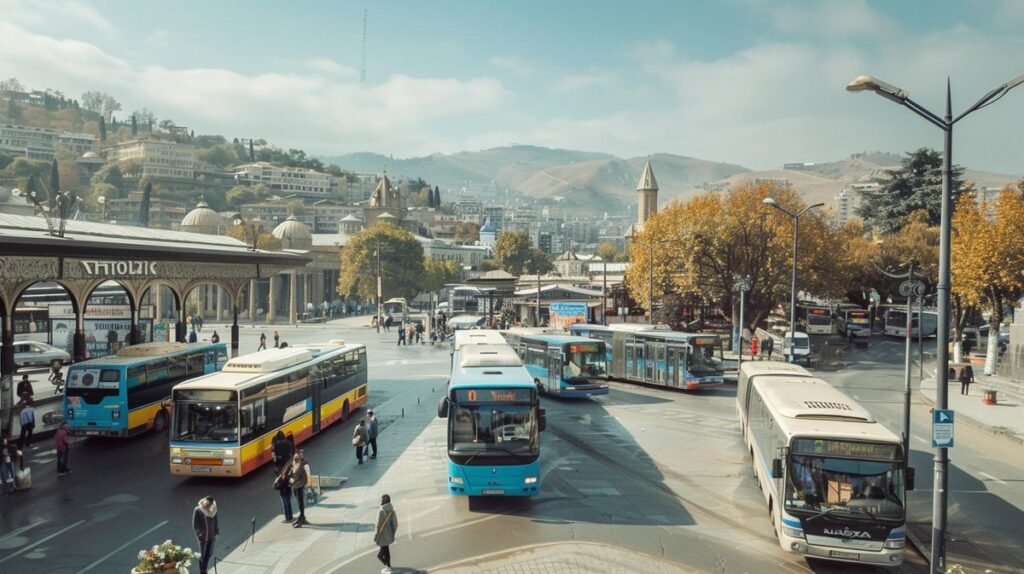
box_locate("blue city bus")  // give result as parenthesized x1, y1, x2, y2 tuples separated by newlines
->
(501, 331, 609, 398)
(571, 324, 724, 390)
(64, 342, 228, 437)
(438, 344, 545, 496)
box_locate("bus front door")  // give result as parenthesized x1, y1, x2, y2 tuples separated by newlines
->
(667, 348, 680, 388)
(547, 350, 562, 394)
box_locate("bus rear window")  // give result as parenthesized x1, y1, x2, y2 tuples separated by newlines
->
(100, 369, 120, 383)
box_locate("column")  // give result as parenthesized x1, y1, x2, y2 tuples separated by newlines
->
(129, 302, 141, 345)
(175, 296, 186, 343)
(74, 309, 87, 362)
(289, 271, 298, 325)
(231, 294, 240, 358)
(154, 284, 163, 321)
(268, 275, 277, 323)
(216, 286, 224, 322)
(1, 312, 15, 436)
(248, 279, 257, 322)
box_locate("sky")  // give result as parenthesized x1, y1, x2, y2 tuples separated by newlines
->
(1, 0, 1023, 173)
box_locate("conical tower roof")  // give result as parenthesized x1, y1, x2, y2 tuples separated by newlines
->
(636, 161, 658, 192)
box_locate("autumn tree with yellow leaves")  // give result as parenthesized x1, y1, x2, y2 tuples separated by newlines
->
(625, 182, 846, 330)
(952, 187, 1024, 373)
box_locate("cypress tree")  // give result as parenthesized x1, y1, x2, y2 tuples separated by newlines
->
(249, 140, 255, 162)
(131, 114, 138, 135)
(99, 116, 107, 141)
(49, 158, 60, 196)
(139, 182, 152, 227)
(433, 186, 441, 208)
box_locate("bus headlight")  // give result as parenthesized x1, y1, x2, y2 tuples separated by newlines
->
(449, 476, 464, 485)
(884, 539, 905, 549)
(223, 458, 236, 465)
(171, 457, 183, 464)
(224, 450, 234, 456)
(524, 477, 538, 484)
(112, 409, 120, 419)
(782, 526, 805, 539)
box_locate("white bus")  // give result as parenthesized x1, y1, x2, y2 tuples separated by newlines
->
(742, 377, 913, 566)
(883, 308, 938, 338)
(797, 304, 835, 335)
(736, 361, 814, 439)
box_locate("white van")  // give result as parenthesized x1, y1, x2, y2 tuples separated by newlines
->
(782, 331, 811, 365)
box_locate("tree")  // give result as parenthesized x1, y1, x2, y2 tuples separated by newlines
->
(0, 77, 25, 92)
(287, 200, 307, 216)
(338, 223, 426, 301)
(48, 158, 60, 196)
(158, 119, 175, 132)
(595, 242, 626, 263)
(196, 143, 239, 169)
(226, 185, 258, 207)
(249, 140, 255, 162)
(422, 259, 462, 293)
(134, 108, 157, 126)
(454, 221, 480, 244)
(138, 182, 153, 227)
(3, 156, 50, 190)
(856, 148, 964, 234)
(433, 186, 441, 208)
(98, 115, 107, 141)
(952, 188, 1024, 372)
(493, 229, 534, 275)
(100, 94, 121, 121)
(131, 114, 138, 135)
(226, 221, 281, 250)
(91, 163, 125, 193)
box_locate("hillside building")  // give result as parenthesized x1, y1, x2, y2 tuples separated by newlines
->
(233, 162, 334, 197)
(104, 139, 195, 180)
(0, 124, 59, 160)
(625, 161, 659, 243)
(106, 190, 187, 229)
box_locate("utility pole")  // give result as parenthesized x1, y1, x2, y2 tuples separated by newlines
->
(360, 10, 368, 88)
(536, 271, 541, 327)
(375, 238, 382, 333)
(602, 260, 608, 326)
(734, 276, 751, 366)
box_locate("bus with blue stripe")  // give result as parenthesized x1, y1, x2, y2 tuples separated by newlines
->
(64, 342, 227, 437)
(501, 331, 609, 398)
(438, 345, 545, 496)
(570, 324, 724, 390)
(742, 376, 913, 566)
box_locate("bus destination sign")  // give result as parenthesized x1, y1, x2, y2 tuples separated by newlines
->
(792, 438, 899, 461)
(456, 389, 532, 404)
(691, 337, 717, 346)
(811, 308, 829, 315)
(568, 343, 600, 353)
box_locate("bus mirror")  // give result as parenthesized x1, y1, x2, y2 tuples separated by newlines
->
(562, 354, 568, 365)
(771, 458, 783, 479)
(437, 397, 449, 419)
(906, 466, 915, 491)
(538, 408, 546, 432)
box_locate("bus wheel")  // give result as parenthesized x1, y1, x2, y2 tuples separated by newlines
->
(153, 409, 168, 433)
(342, 401, 350, 422)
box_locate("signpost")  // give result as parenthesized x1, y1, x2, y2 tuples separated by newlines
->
(932, 409, 955, 448)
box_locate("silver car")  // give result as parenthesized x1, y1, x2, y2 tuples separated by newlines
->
(14, 341, 71, 368)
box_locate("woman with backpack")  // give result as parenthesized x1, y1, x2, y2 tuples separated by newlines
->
(288, 450, 311, 527)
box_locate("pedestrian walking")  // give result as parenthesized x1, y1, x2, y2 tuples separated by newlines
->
(289, 451, 312, 527)
(763, 336, 774, 361)
(272, 431, 294, 472)
(406, 324, 415, 345)
(192, 496, 219, 574)
(353, 419, 369, 464)
(374, 494, 398, 573)
(273, 330, 280, 348)
(275, 462, 294, 523)
(1, 434, 20, 494)
(962, 335, 974, 357)
(959, 364, 975, 396)
(415, 321, 424, 344)
(188, 329, 198, 343)
(258, 332, 267, 351)
(366, 410, 379, 459)
(195, 315, 204, 332)
(18, 401, 35, 450)
(17, 374, 33, 402)
(210, 331, 220, 344)
(384, 314, 393, 333)
(397, 325, 405, 346)
(54, 421, 70, 475)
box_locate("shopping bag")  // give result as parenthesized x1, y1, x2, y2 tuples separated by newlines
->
(16, 467, 32, 490)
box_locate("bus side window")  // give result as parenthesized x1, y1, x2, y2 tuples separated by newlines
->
(168, 355, 186, 380)
(127, 365, 147, 385)
(186, 352, 204, 375)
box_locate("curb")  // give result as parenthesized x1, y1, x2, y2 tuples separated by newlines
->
(919, 385, 1024, 447)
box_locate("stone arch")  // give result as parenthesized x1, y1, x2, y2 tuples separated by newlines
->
(10, 280, 83, 361)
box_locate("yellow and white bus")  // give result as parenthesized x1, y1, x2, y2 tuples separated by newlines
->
(742, 376, 913, 567)
(169, 341, 367, 477)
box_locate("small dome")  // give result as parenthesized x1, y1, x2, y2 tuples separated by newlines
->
(272, 215, 312, 249)
(340, 214, 362, 222)
(181, 199, 224, 235)
(81, 151, 100, 159)
(480, 217, 497, 233)
(377, 211, 398, 219)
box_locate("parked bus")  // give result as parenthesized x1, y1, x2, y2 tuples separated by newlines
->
(570, 324, 724, 390)
(836, 306, 871, 338)
(797, 304, 834, 335)
(63, 342, 228, 437)
(742, 376, 913, 566)
(382, 297, 408, 325)
(736, 361, 814, 437)
(883, 308, 938, 338)
(437, 344, 545, 496)
(169, 342, 367, 477)
(502, 331, 609, 398)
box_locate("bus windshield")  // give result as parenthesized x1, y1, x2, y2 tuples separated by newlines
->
(807, 312, 832, 326)
(687, 341, 721, 375)
(450, 403, 538, 456)
(563, 346, 607, 379)
(173, 390, 239, 443)
(785, 454, 905, 521)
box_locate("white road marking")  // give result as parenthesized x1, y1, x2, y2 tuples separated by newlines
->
(979, 471, 1007, 486)
(0, 520, 85, 564)
(913, 436, 929, 444)
(0, 520, 45, 544)
(75, 520, 168, 573)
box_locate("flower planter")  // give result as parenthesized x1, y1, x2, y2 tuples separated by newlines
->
(132, 565, 185, 574)
(982, 389, 998, 405)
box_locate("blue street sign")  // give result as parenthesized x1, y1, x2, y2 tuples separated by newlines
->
(932, 409, 954, 448)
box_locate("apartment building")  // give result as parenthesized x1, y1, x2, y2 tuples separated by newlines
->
(105, 139, 196, 180)
(56, 132, 97, 155)
(0, 124, 58, 160)
(234, 162, 334, 197)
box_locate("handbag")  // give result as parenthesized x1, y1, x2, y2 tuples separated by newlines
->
(16, 467, 32, 490)
(352, 435, 362, 446)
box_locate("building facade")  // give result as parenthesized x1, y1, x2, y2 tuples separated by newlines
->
(104, 139, 196, 180)
(0, 124, 59, 160)
(233, 162, 335, 197)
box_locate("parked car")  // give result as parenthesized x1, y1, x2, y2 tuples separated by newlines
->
(14, 341, 71, 368)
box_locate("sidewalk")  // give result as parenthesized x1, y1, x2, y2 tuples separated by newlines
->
(920, 374, 1024, 445)
(431, 542, 701, 574)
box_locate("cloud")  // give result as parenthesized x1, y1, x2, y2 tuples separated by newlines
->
(489, 56, 531, 78)
(0, 0, 116, 35)
(146, 30, 169, 48)
(552, 72, 614, 93)
(769, 0, 897, 38)
(304, 58, 358, 77)
(59, 0, 116, 35)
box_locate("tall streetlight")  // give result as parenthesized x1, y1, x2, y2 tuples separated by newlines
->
(848, 72, 1024, 574)
(641, 238, 674, 325)
(375, 238, 383, 333)
(762, 197, 824, 361)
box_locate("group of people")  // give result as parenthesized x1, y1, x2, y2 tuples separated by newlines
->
(749, 335, 775, 360)
(396, 320, 425, 346)
(257, 330, 282, 351)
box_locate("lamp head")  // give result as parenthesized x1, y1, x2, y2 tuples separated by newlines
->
(1005, 73, 1024, 90)
(97, 196, 106, 205)
(846, 75, 908, 103)
(233, 218, 242, 226)
(11, 188, 20, 197)
(762, 197, 778, 206)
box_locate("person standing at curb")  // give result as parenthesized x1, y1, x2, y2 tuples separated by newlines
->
(272, 431, 294, 472)
(763, 336, 774, 361)
(17, 374, 33, 402)
(289, 450, 311, 527)
(18, 400, 35, 449)
(258, 332, 267, 351)
(959, 364, 975, 396)
(374, 494, 398, 574)
(1, 434, 20, 494)
(397, 324, 405, 346)
(273, 330, 280, 348)
(353, 419, 369, 464)
(275, 462, 294, 523)
(366, 410, 379, 460)
(192, 496, 219, 574)
(54, 422, 71, 475)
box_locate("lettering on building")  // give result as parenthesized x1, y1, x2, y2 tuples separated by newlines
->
(80, 260, 158, 277)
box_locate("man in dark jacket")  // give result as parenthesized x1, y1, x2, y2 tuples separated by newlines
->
(959, 365, 975, 395)
(193, 496, 219, 574)
(366, 410, 379, 459)
(272, 431, 294, 472)
(16, 375, 33, 402)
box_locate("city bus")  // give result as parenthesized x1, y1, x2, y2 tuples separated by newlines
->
(63, 342, 228, 437)
(570, 324, 724, 390)
(736, 361, 814, 439)
(169, 341, 368, 477)
(501, 331, 609, 398)
(797, 304, 834, 335)
(382, 297, 408, 325)
(437, 344, 545, 496)
(836, 306, 871, 339)
(742, 376, 913, 566)
(883, 308, 938, 338)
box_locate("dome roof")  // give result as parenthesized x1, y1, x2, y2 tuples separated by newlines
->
(377, 211, 398, 219)
(272, 215, 312, 249)
(81, 151, 100, 159)
(340, 213, 362, 222)
(180, 200, 224, 235)
(480, 217, 497, 233)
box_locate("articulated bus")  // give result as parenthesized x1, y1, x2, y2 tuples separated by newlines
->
(502, 331, 609, 398)
(570, 324, 724, 390)
(64, 342, 227, 437)
(883, 308, 938, 338)
(797, 304, 835, 335)
(438, 345, 545, 496)
(740, 376, 913, 566)
(169, 342, 367, 477)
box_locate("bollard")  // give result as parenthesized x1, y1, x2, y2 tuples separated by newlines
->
(251, 517, 256, 543)
(402, 407, 405, 417)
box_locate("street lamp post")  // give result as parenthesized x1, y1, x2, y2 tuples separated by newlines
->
(848, 72, 1024, 574)
(734, 276, 751, 366)
(644, 238, 673, 326)
(762, 197, 824, 362)
(375, 239, 382, 333)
